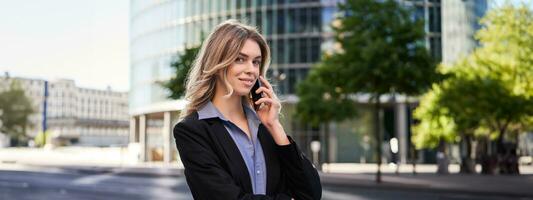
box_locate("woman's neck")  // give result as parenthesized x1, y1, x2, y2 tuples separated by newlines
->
(212, 85, 245, 121)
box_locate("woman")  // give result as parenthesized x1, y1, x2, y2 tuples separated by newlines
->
(173, 20, 321, 200)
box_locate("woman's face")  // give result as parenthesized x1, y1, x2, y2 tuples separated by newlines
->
(224, 39, 262, 97)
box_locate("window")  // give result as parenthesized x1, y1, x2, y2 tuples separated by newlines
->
(255, 11, 263, 32)
(310, 7, 321, 32)
(310, 38, 321, 62)
(276, 11, 286, 34)
(298, 8, 308, 33)
(429, 36, 442, 60)
(287, 8, 297, 33)
(429, 7, 436, 32)
(289, 39, 297, 63)
(298, 38, 308, 63)
(266, 11, 273, 35)
(288, 68, 297, 94)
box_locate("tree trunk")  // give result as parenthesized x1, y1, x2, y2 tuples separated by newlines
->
(374, 94, 382, 183)
(497, 128, 508, 174)
(324, 122, 330, 172)
(436, 139, 449, 174)
(497, 127, 520, 175)
(480, 136, 497, 175)
(460, 135, 476, 174)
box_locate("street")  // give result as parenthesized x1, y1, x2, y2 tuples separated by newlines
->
(0, 170, 192, 200)
(1, 169, 528, 200)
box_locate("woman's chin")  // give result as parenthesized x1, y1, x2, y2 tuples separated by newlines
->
(233, 89, 250, 97)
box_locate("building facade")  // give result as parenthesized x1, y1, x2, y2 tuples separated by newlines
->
(0, 75, 129, 147)
(441, 0, 488, 65)
(129, 0, 487, 165)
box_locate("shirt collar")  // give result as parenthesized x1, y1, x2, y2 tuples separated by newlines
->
(242, 101, 261, 124)
(198, 101, 228, 121)
(197, 101, 260, 124)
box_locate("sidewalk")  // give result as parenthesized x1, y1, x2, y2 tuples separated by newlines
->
(2, 147, 533, 198)
(321, 172, 533, 198)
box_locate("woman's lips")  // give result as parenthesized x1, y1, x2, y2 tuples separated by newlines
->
(239, 78, 254, 87)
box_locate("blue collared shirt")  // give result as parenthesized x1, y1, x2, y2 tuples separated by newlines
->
(198, 101, 267, 195)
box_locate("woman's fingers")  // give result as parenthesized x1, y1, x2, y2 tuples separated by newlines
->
(257, 76, 279, 100)
(259, 76, 273, 90)
(254, 76, 282, 114)
(255, 87, 273, 98)
(254, 97, 274, 106)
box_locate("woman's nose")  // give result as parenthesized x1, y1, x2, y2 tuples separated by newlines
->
(245, 62, 259, 74)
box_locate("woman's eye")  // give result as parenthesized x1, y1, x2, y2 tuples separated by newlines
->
(235, 57, 245, 63)
(253, 60, 261, 66)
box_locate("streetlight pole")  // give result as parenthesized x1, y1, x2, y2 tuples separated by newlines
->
(42, 81, 48, 145)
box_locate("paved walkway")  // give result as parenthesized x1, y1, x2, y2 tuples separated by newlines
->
(321, 172, 533, 198)
(2, 147, 533, 198)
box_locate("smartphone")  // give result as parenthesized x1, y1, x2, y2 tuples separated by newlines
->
(251, 79, 262, 110)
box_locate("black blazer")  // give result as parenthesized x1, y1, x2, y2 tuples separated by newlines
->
(173, 112, 321, 200)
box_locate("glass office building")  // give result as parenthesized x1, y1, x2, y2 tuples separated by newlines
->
(131, 0, 450, 98)
(129, 0, 486, 165)
(129, 0, 342, 163)
(441, 0, 488, 65)
(130, 0, 335, 107)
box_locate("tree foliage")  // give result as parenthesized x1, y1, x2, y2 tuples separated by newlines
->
(411, 85, 457, 149)
(413, 3, 533, 173)
(326, 0, 438, 96)
(0, 80, 34, 146)
(417, 3, 532, 140)
(296, 0, 439, 180)
(163, 45, 200, 99)
(295, 61, 357, 128)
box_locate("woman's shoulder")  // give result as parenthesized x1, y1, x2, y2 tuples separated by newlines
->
(173, 112, 203, 135)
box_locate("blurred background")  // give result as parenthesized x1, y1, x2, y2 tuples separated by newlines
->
(1, 0, 532, 199)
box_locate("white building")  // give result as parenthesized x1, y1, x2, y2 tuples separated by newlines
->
(0, 75, 129, 147)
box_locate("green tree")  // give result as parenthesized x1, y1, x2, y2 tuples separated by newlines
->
(163, 45, 200, 99)
(462, 3, 533, 174)
(321, 0, 438, 182)
(295, 61, 357, 168)
(412, 85, 457, 151)
(417, 65, 532, 174)
(0, 80, 34, 146)
(413, 3, 533, 174)
(411, 84, 458, 174)
(296, 0, 439, 181)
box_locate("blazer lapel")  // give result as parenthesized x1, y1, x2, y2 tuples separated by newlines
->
(206, 118, 253, 193)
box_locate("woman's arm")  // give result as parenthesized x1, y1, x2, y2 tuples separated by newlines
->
(275, 135, 322, 200)
(254, 76, 322, 200)
(174, 121, 292, 200)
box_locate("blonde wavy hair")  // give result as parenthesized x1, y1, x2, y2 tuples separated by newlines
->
(180, 20, 271, 119)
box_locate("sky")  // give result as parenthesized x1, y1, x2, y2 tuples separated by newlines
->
(0, 0, 130, 92)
